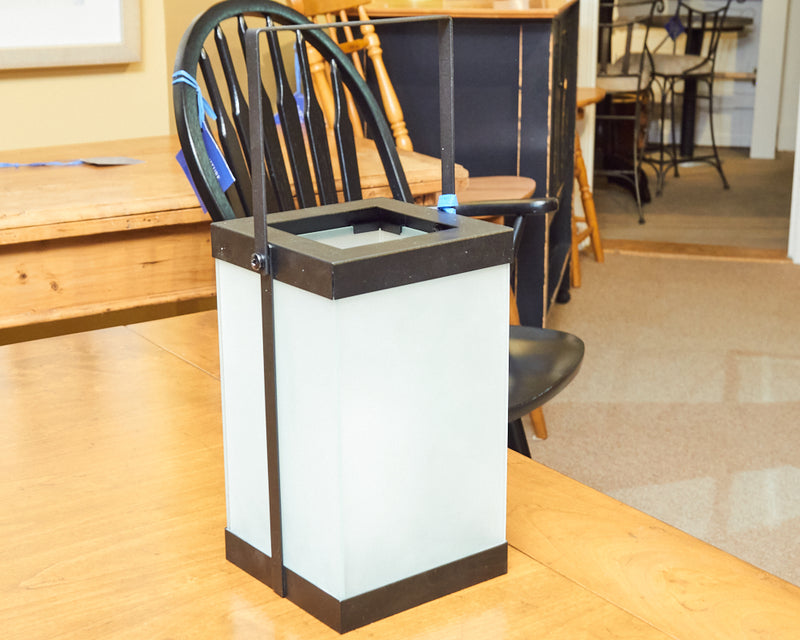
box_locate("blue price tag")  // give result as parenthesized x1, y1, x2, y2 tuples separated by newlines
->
(176, 123, 235, 214)
(176, 150, 205, 213)
(201, 123, 235, 192)
(437, 193, 459, 216)
(664, 15, 686, 40)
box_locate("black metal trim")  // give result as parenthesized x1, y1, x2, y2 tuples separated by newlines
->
(211, 198, 512, 299)
(225, 529, 507, 633)
(335, 542, 507, 632)
(438, 18, 455, 195)
(225, 529, 273, 585)
(245, 27, 285, 596)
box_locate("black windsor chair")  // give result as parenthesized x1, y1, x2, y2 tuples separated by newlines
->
(173, 0, 584, 457)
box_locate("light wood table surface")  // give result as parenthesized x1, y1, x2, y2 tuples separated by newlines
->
(0, 135, 465, 338)
(2, 310, 799, 638)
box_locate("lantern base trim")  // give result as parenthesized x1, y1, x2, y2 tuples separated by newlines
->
(225, 529, 508, 633)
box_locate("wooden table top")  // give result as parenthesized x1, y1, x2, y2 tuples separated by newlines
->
(0, 136, 202, 244)
(2, 311, 800, 638)
(0, 135, 466, 245)
(576, 86, 607, 110)
(365, 0, 578, 19)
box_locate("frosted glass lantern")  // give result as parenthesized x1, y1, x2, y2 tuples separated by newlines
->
(211, 198, 512, 632)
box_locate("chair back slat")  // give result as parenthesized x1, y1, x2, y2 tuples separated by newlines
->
(620, 23, 634, 75)
(199, 49, 253, 217)
(232, 16, 296, 211)
(256, 98, 294, 212)
(218, 21, 290, 212)
(213, 26, 252, 168)
(261, 19, 317, 209)
(597, 20, 612, 72)
(295, 30, 339, 205)
(174, 1, 412, 221)
(329, 59, 362, 202)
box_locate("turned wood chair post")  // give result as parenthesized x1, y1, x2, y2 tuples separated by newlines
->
(355, 5, 412, 150)
(571, 87, 606, 289)
(307, 17, 339, 131)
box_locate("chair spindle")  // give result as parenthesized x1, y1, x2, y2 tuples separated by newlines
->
(329, 59, 362, 202)
(295, 31, 339, 205)
(199, 49, 252, 218)
(265, 18, 318, 209)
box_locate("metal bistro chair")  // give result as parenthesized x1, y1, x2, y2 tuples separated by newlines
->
(649, 0, 737, 193)
(173, 0, 584, 456)
(595, 0, 661, 223)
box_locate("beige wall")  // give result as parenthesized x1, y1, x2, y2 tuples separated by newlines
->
(0, 1, 303, 152)
(164, 0, 221, 135)
(0, 0, 216, 152)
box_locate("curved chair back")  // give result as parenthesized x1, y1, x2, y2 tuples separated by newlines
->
(173, 0, 412, 222)
(597, 0, 663, 96)
(661, 0, 735, 75)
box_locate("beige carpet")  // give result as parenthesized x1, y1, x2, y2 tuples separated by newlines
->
(536, 252, 800, 586)
(594, 148, 794, 251)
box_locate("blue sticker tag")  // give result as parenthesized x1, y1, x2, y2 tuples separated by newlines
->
(1, 160, 83, 168)
(664, 15, 686, 40)
(176, 149, 207, 213)
(176, 122, 235, 213)
(437, 193, 459, 216)
(201, 123, 235, 192)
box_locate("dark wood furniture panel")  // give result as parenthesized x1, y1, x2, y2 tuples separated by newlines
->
(372, 2, 579, 326)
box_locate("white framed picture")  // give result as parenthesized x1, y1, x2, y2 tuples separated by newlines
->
(0, 0, 140, 70)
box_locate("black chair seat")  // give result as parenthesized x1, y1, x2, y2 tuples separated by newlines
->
(508, 326, 584, 422)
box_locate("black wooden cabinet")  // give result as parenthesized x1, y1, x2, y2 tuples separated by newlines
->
(372, 2, 579, 327)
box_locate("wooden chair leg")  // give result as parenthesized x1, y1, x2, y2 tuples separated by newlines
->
(575, 138, 604, 263)
(530, 407, 548, 440)
(509, 289, 521, 326)
(574, 130, 604, 263)
(570, 200, 582, 288)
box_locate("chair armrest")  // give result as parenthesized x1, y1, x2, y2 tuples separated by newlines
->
(453, 198, 559, 259)
(453, 197, 559, 219)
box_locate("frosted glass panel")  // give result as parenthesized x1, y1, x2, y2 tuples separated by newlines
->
(215, 261, 271, 556)
(216, 257, 509, 601)
(300, 225, 426, 248)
